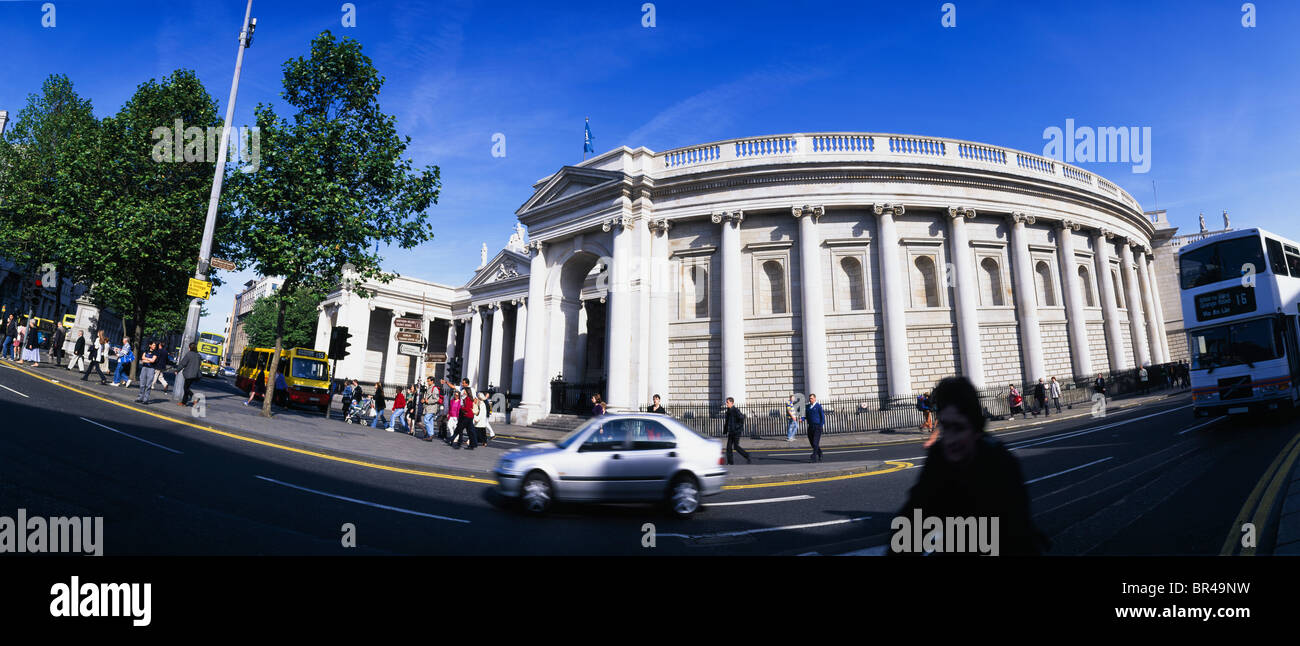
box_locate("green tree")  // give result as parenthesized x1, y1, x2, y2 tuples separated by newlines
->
(90, 70, 232, 378)
(227, 31, 439, 418)
(243, 289, 321, 350)
(0, 75, 104, 321)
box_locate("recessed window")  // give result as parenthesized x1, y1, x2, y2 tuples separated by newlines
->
(980, 257, 1004, 306)
(680, 262, 709, 320)
(837, 256, 866, 311)
(1112, 270, 1125, 309)
(759, 260, 787, 315)
(1035, 260, 1056, 307)
(912, 255, 940, 308)
(1078, 265, 1096, 307)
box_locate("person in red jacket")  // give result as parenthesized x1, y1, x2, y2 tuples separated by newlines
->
(388, 387, 408, 432)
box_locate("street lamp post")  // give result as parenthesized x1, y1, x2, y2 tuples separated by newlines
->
(177, 0, 255, 400)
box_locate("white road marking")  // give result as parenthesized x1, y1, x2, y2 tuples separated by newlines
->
(658, 515, 871, 540)
(1025, 456, 1113, 485)
(1177, 418, 1224, 435)
(707, 495, 814, 507)
(0, 384, 29, 398)
(79, 417, 183, 454)
(1008, 405, 1191, 451)
(255, 475, 471, 524)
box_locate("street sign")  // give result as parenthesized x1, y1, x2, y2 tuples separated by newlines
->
(397, 342, 423, 357)
(425, 352, 447, 363)
(393, 317, 423, 330)
(187, 278, 212, 300)
(209, 257, 237, 271)
(394, 330, 423, 343)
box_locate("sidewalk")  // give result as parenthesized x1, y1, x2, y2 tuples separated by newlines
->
(4, 358, 1189, 486)
(1272, 444, 1300, 555)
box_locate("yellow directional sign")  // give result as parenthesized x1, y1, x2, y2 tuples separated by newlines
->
(187, 278, 212, 300)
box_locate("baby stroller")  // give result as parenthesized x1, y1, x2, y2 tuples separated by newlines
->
(345, 398, 375, 424)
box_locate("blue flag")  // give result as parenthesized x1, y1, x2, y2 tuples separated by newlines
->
(584, 119, 594, 154)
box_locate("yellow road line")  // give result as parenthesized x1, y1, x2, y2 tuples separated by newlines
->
(1220, 430, 1300, 556)
(0, 362, 496, 485)
(721, 461, 913, 490)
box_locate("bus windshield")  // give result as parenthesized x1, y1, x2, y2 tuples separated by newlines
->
(1188, 318, 1284, 371)
(291, 358, 328, 381)
(1181, 236, 1266, 289)
(199, 353, 220, 365)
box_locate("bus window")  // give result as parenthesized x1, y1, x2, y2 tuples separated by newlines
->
(1188, 317, 1284, 371)
(1181, 236, 1267, 289)
(1266, 238, 1289, 276)
(291, 358, 328, 381)
(1286, 244, 1300, 277)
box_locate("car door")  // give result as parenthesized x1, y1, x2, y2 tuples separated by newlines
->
(603, 419, 681, 500)
(568, 421, 632, 501)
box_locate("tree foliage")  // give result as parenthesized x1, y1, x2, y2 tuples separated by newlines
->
(243, 289, 320, 350)
(227, 31, 440, 417)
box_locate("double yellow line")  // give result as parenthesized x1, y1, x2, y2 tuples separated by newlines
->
(1220, 430, 1300, 555)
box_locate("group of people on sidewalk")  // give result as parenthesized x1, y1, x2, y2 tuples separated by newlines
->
(338, 377, 497, 450)
(2, 314, 64, 366)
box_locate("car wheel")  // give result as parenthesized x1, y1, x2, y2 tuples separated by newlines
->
(668, 473, 701, 518)
(521, 471, 553, 515)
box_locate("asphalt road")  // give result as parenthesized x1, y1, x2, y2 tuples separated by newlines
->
(1, 362, 1295, 555)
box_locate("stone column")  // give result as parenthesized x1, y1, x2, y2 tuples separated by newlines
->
(1009, 212, 1045, 383)
(487, 303, 506, 389)
(518, 241, 550, 420)
(476, 305, 494, 390)
(314, 305, 332, 356)
(1145, 253, 1170, 363)
(464, 307, 482, 388)
(714, 210, 746, 405)
(335, 294, 372, 382)
(1119, 240, 1151, 367)
(445, 319, 458, 376)
(1092, 229, 1127, 371)
(792, 204, 829, 398)
(511, 298, 527, 395)
(875, 203, 911, 399)
(1056, 220, 1092, 378)
(1135, 245, 1163, 364)
(604, 215, 636, 411)
(947, 206, 984, 389)
(648, 219, 672, 401)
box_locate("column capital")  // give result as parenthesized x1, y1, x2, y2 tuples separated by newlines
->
(512, 297, 527, 307)
(710, 210, 744, 225)
(1009, 211, 1035, 225)
(946, 206, 976, 219)
(647, 218, 672, 234)
(1057, 218, 1082, 231)
(601, 215, 634, 233)
(872, 203, 905, 217)
(525, 240, 546, 256)
(1096, 227, 1115, 240)
(791, 204, 825, 220)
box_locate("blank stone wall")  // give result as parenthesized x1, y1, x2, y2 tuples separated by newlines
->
(982, 325, 1023, 386)
(1041, 322, 1073, 380)
(908, 326, 960, 393)
(1087, 322, 1111, 374)
(744, 334, 803, 400)
(669, 337, 720, 404)
(827, 329, 886, 399)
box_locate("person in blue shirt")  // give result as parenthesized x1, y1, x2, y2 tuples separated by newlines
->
(805, 393, 825, 463)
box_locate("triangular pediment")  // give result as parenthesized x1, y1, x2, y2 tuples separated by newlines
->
(465, 248, 532, 290)
(517, 166, 625, 214)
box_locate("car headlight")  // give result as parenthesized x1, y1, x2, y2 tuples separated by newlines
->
(498, 459, 516, 473)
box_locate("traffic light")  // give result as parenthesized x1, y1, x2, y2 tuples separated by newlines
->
(446, 356, 461, 383)
(328, 326, 352, 360)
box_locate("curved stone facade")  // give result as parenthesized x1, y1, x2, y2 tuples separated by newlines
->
(478, 133, 1168, 424)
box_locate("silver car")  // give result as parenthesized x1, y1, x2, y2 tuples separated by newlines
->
(494, 413, 727, 518)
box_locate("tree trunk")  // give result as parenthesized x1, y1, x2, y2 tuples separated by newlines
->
(260, 296, 288, 418)
(131, 317, 143, 383)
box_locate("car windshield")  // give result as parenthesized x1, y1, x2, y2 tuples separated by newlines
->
(1189, 318, 1283, 370)
(199, 353, 219, 364)
(291, 358, 328, 381)
(555, 418, 603, 449)
(1180, 236, 1266, 289)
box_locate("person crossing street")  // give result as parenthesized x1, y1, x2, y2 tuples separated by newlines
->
(723, 397, 751, 465)
(806, 393, 825, 462)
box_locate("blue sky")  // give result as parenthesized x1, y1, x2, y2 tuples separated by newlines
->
(2, 0, 1298, 331)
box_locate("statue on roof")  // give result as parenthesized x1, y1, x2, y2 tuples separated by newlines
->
(1223, 210, 1230, 230)
(1199, 212, 1207, 233)
(508, 222, 526, 252)
(481, 243, 488, 268)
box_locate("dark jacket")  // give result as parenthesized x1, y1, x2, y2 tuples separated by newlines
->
(1033, 383, 1046, 400)
(896, 435, 1045, 556)
(647, 403, 666, 414)
(723, 406, 745, 436)
(373, 388, 387, 412)
(177, 351, 202, 380)
(74, 335, 86, 356)
(806, 401, 825, 426)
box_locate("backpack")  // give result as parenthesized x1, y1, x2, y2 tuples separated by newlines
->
(916, 394, 926, 411)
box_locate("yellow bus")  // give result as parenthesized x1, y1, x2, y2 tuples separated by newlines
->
(236, 346, 331, 411)
(198, 332, 225, 375)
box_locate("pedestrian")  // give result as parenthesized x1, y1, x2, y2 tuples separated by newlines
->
(806, 393, 825, 462)
(1094, 373, 1107, 401)
(474, 391, 492, 447)
(136, 342, 160, 403)
(369, 381, 389, 428)
(722, 396, 751, 465)
(50, 324, 65, 367)
(1008, 384, 1026, 420)
(445, 383, 462, 444)
(591, 393, 606, 416)
(152, 344, 171, 393)
(111, 337, 133, 387)
(2, 314, 15, 361)
(1138, 365, 1149, 395)
(785, 393, 800, 442)
(1033, 378, 1048, 417)
(68, 330, 87, 372)
(80, 331, 110, 384)
(23, 320, 41, 366)
(176, 342, 201, 406)
(388, 386, 408, 433)
(420, 378, 439, 440)
(274, 371, 288, 407)
(894, 376, 1045, 555)
(921, 391, 941, 448)
(647, 393, 667, 415)
(13, 319, 26, 365)
(1048, 376, 1062, 413)
(452, 387, 477, 449)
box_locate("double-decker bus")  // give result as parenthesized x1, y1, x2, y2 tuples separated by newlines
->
(236, 346, 332, 411)
(196, 332, 225, 377)
(1180, 228, 1300, 417)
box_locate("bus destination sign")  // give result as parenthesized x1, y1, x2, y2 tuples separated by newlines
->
(1195, 285, 1255, 322)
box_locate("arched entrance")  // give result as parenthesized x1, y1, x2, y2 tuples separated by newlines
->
(549, 250, 608, 413)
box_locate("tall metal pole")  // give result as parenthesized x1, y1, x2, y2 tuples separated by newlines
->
(178, 0, 254, 401)
(184, 0, 254, 345)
